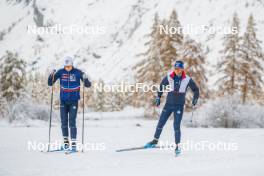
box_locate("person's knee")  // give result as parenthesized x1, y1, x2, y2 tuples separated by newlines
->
(174, 124, 181, 132)
(157, 120, 166, 129)
(61, 125, 68, 129)
(174, 128, 180, 133)
(69, 115, 77, 128)
(61, 116, 68, 126)
(69, 125, 76, 128)
(156, 127, 163, 131)
(69, 120, 76, 128)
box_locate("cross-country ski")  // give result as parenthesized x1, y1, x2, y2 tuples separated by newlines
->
(116, 146, 159, 152)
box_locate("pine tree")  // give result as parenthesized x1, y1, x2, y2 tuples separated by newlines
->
(26, 71, 50, 104)
(217, 12, 242, 96)
(0, 51, 26, 102)
(133, 13, 163, 118)
(160, 9, 184, 72)
(181, 36, 208, 109)
(107, 90, 126, 112)
(84, 85, 94, 110)
(93, 79, 107, 112)
(240, 14, 264, 104)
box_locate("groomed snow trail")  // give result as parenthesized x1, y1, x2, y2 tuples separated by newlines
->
(0, 119, 263, 176)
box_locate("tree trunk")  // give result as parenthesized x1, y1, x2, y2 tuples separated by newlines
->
(242, 76, 248, 104)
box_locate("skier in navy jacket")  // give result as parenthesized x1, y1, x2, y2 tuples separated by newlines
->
(144, 60, 199, 156)
(48, 56, 91, 151)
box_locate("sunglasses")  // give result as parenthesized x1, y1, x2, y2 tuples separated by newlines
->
(174, 67, 183, 71)
(65, 65, 72, 68)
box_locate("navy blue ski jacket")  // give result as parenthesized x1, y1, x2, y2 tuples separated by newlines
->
(48, 68, 91, 101)
(158, 71, 199, 106)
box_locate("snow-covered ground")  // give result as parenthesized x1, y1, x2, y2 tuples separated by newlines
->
(0, 118, 263, 176)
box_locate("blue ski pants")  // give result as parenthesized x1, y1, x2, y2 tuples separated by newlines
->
(154, 104, 184, 144)
(60, 100, 78, 139)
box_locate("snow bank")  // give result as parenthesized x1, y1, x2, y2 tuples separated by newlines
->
(0, 97, 59, 126)
(192, 96, 264, 128)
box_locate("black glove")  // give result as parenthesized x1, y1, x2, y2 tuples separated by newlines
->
(192, 98, 198, 106)
(155, 97, 161, 107)
(49, 69, 56, 77)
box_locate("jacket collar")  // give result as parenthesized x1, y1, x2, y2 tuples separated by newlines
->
(170, 70, 186, 80)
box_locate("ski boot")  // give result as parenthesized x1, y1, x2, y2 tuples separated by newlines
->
(144, 139, 158, 148)
(60, 137, 70, 150)
(175, 146, 181, 157)
(67, 140, 78, 153)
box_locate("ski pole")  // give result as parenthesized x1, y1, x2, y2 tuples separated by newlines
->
(154, 96, 161, 119)
(190, 105, 195, 127)
(48, 71, 55, 152)
(156, 106, 161, 119)
(81, 81, 85, 153)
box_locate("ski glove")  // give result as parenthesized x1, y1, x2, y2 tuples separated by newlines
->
(192, 98, 198, 106)
(49, 69, 56, 76)
(155, 97, 161, 106)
